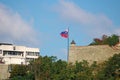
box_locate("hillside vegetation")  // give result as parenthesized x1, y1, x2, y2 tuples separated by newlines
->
(10, 53, 120, 80)
(89, 34, 119, 46)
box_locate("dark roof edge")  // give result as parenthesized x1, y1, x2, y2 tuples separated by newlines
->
(0, 43, 13, 45)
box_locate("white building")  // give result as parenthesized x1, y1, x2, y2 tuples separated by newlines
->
(0, 43, 39, 65)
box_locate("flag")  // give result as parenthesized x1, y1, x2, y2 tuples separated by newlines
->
(60, 30, 68, 38)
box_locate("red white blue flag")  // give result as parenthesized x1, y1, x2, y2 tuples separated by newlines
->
(60, 29, 68, 38)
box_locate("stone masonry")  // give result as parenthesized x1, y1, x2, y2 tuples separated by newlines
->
(68, 40, 120, 64)
(0, 64, 10, 80)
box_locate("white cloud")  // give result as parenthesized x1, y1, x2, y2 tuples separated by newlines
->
(55, 0, 120, 37)
(0, 3, 37, 46)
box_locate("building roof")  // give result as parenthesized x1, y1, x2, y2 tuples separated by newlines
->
(71, 40, 76, 44)
(0, 43, 12, 45)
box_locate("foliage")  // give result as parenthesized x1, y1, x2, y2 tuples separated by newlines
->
(10, 64, 34, 80)
(28, 56, 66, 80)
(74, 61, 95, 80)
(10, 54, 120, 80)
(97, 53, 120, 80)
(90, 34, 119, 46)
(29, 56, 97, 80)
(10, 65, 28, 78)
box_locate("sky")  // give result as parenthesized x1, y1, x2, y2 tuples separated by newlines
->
(0, 0, 120, 61)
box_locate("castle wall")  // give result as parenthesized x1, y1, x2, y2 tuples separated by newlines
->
(0, 64, 10, 80)
(69, 45, 120, 64)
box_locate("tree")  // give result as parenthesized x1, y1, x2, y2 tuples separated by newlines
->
(10, 65, 28, 78)
(97, 53, 120, 80)
(29, 56, 68, 80)
(29, 56, 52, 80)
(50, 59, 67, 80)
(90, 34, 119, 46)
(10, 54, 120, 80)
(106, 34, 119, 46)
(10, 65, 34, 80)
(74, 60, 95, 80)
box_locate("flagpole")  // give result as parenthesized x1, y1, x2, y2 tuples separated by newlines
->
(67, 27, 69, 62)
(60, 28, 69, 62)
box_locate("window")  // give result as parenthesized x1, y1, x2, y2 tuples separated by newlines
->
(26, 58, 34, 62)
(35, 52, 39, 56)
(26, 52, 34, 56)
(26, 52, 39, 56)
(3, 51, 23, 56)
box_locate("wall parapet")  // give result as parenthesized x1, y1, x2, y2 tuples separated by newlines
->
(69, 44, 120, 64)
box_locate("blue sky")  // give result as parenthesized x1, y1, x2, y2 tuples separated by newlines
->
(0, 0, 120, 60)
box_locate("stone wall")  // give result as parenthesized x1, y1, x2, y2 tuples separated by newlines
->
(69, 44, 120, 64)
(0, 64, 10, 80)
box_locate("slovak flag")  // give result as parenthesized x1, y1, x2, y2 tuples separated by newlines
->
(60, 29, 68, 38)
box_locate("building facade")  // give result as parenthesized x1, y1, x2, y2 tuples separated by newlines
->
(0, 43, 39, 65)
(69, 40, 120, 64)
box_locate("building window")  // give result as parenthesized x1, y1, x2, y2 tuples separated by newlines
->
(35, 52, 39, 56)
(26, 58, 34, 62)
(26, 52, 39, 56)
(26, 52, 34, 56)
(3, 51, 23, 56)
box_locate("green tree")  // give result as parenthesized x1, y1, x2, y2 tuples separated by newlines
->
(90, 34, 119, 46)
(105, 34, 119, 46)
(75, 60, 95, 80)
(29, 56, 52, 80)
(10, 65, 28, 78)
(10, 54, 120, 80)
(10, 64, 34, 80)
(50, 59, 67, 80)
(29, 56, 68, 80)
(97, 53, 120, 80)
